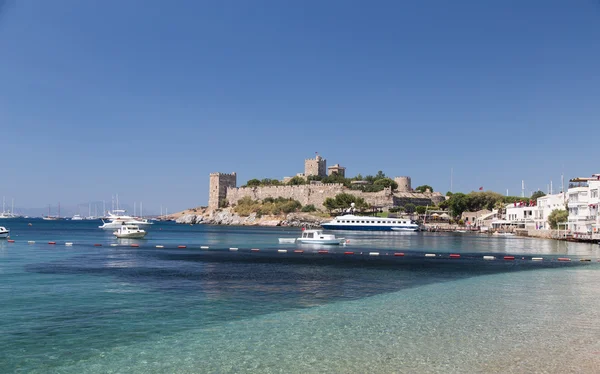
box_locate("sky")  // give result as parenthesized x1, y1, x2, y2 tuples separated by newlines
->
(1, 0, 599, 214)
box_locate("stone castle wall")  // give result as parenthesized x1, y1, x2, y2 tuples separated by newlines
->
(225, 183, 444, 210)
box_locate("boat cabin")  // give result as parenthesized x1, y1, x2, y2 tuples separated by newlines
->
(301, 230, 325, 239)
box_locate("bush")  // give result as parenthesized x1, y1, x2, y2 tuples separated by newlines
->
(404, 203, 416, 213)
(301, 204, 317, 212)
(234, 196, 303, 216)
(548, 209, 568, 229)
(415, 206, 427, 214)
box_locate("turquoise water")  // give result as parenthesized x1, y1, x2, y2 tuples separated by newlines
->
(1, 219, 599, 373)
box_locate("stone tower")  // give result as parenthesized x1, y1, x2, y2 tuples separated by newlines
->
(208, 172, 237, 210)
(304, 155, 327, 178)
(394, 176, 412, 192)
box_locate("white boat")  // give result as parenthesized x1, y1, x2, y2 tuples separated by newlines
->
(295, 229, 346, 245)
(71, 214, 84, 221)
(494, 232, 516, 237)
(278, 238, 297, 244)
(99, 219, 127, 229)
(322, 214, 420, 232)
(0, 226, 9, 238)
(113, 225, 147, 239)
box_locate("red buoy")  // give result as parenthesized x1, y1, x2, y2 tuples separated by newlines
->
(93, 244, 102, 247)
(557, 257, 571, 262)
(504, 256, 515, 260)
(344, 251, 354, 255)
(177, 245, 186, 249)
(48, 241, 56, 245)
(293, 250, 304, 253)
(251, 248, 260, 252)
(394, 252, 405, 257)
(449, 254, 461, 259)
(130, 244, 139, 248)
(7, 239, 15, 243)
(318, 250, 328, 254)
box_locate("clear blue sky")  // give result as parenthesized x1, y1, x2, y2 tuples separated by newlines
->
(1, 0, 599, 214)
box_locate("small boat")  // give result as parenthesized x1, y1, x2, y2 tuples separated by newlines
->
(71, 214, 84, 221)
(0, 226, 10, 239)
(278, 238, 297, 244)
(113, 225, 147, 239)
(494, 232, 516, 237)
(295, 229, 346, 245)
(454, 230, 468, 233)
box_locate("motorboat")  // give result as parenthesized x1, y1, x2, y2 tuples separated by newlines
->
(99, 219, 127, 229)
(113, 225, 147, 239)
(71, 214, 84, 221)
(0, 226, 9, 239)
(295, 229, 346, 245)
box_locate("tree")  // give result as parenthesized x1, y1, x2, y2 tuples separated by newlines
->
(415, 206, 427, 214)
(373, 178, 398, 190)
(415, 185, 433, 193)
(404, 203, 416, 213)
(322, 193, 369, 213)
(375, 170, 386, 180)
(246, 179, 261, 187)
(531, 190, 546, 201)
(447, 192, 468, 217)
(287, 176, 306, 185)
(547, 209, 568, 229)
(446, 191, 453, 197)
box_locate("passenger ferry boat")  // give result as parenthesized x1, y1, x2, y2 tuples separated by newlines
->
(321, 214, 420, 232)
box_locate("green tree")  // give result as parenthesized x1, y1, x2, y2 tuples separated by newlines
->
(246, 179, 261, 187)
(287, 176, 306, 185)
(415, 185, 434, 193)
(415, 205, 427, 214)
(446, 191, 453, 197)
(261, 178, 280, 186)
(531, 190, 546, 201)
(447, 192, 468, 217)
(374, 170, 386, 180)
(373, 178, 398, 190)
(404, 203, 416, 213)
(547, 209, 568, 229)
(301, 204, 317, 212)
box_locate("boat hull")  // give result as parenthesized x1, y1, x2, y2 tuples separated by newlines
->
(296, 239, 344, 245)
(0, 232, 9, 239)
(114, 232, 147, 239)
(322, 224, 419, 232)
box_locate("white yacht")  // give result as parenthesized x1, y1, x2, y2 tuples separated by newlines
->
(71, 214, 84, 221)
(113, 225, 147, 239)
(0, 226, 10, 238)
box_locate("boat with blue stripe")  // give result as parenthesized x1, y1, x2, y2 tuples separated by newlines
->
(321, 214, 420, 232)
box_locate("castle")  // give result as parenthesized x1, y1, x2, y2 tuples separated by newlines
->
(208, 155, 444, 210)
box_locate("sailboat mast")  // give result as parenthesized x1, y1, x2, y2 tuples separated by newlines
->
(140, 202, 143, 218)
(134, 202, 136, 217)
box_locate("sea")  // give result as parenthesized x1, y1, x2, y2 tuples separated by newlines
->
(1, 218, 599, 373)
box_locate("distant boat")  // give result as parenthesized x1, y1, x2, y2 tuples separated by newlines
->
(71, 214, 84, 221)
(43, 203, 62, 220)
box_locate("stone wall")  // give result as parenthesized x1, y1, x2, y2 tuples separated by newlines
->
(225, 183, 443, 210)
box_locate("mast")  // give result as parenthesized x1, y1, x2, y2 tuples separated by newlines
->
(58, 202, 61, 218)
(140, 202, 143, 218)
(11, 198, 14, 215)
(134, 202, 136, 217)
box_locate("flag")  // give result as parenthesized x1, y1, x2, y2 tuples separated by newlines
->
(479, 186, 483, 190)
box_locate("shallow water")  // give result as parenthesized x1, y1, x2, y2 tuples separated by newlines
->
(1, 219, 599, 373)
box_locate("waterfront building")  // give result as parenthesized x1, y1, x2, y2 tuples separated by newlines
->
(567, 174, 600, 237)
(504, 192, 566, 230)
(461, 209, 491, 227)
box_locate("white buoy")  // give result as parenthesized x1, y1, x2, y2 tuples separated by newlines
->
(425, 253, 436, 257)
(277, 249, 287, 253)
(369, 252, 380, 256)
(532, 257, 543, 261)
(200, 246, 209, 249)
(156, 245, 164, 248)
(229, 248, 238, 251)
(110, 243, 118, 247)
(65, 242, 73, 246)
(483, 256, 496, 260)
(28, 241, 35, 244)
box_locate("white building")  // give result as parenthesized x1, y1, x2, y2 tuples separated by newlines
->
(567, 175, 600, 237)
(504, 192, 566, 230)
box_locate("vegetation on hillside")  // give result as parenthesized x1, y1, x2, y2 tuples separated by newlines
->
(441, 191, 534, 217)
(233, 196, 303, 217)
(323, 193, 369, 213)
(415, 185, 434, 193)
(530, 190, 546, 200)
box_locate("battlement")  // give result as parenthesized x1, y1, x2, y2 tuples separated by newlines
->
(210, 172, 237, 177)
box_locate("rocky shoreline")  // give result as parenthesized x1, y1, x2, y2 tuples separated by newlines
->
(173, 208, 325, 228)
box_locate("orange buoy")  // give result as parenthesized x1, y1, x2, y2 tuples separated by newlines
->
(7, 239, 15, 243)
(557, 257, 571, 262)
(504, 256, 515, 260)
(293, 250, 304, 253)
(130, 244, 139, 247)
(317, 250, 328, 254)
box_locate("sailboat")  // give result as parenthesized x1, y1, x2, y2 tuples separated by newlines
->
(43, 203, 62, 220)
(0, 197, 17, 219)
